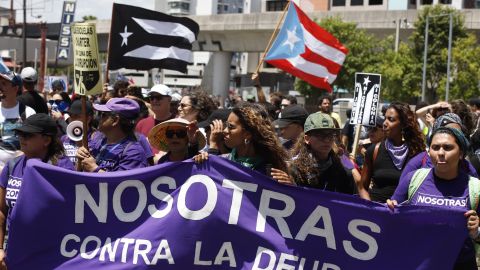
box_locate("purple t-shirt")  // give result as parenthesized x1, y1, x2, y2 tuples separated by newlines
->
(401, 151, 478, 180)
(89, 133, 149, 172)
(393, 169, 476, 264)
(60, 131, 97, 164)
(0, 155, 74, 219)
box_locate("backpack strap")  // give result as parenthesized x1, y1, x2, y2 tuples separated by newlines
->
(468, 176, 480, 211)
(421, 152, 428, 167)
(407, 168, 432, 202)
(18, 102, 26, 122)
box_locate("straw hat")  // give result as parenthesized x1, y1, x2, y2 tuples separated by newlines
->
(148, 118, 206, 152)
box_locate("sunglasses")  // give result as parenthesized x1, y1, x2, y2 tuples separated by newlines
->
(16, 131, 38, 139)
(100, 112, 117, 119)
(308, 131, 338, 141)
(48, 99, 63, 105)
(165, 129, 187, 139)
(179, 103, 192, 109)
(149, 95, 167, 101)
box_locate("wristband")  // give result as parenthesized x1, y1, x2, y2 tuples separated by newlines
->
(93, 166, 102, 173)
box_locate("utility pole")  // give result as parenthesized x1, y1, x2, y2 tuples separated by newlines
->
(446, 13, 453, 102)
(421, 17, 429, 102)
(395, 18, 401, 52)
(39, 22, 47, 92)
(22, 0, 26, 67)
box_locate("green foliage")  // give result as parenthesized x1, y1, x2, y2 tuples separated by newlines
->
(436, 34, 480, 100)
(410, 5, 467, 102)
(82, 15, 97, 22)
(294, 17, 380, 98)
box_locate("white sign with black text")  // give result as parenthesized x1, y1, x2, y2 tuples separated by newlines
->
(350, 73, 381, 127)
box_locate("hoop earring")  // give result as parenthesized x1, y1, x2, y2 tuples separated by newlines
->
(244, 138, 250, 145)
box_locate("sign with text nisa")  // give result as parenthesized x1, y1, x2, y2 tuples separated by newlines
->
(56, 1, 76, 60)
(71, 23, 102, 96)
(350, 73, 381, 126)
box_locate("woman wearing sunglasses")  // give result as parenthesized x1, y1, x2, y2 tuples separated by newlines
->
(0, 113, 73, 260)
(0, 72, 35, 169)
(76, 98, 149, 172)
(148, 118, 206, 164)
(289, 112, 355, 193)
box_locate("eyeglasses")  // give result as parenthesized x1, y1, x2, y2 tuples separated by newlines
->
(48, 99, 63, 105)
(179, 103, 192, 109)
(165, 129, 187, 139)
(308, 131, 338, 141)
(100, 112, 116, 119)
(149, 95, 167, 101)
(16, 131, 37, 139)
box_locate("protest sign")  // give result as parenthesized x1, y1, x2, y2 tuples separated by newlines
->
(71, 23, 102, 96)
(7, 157, 467, 269)
(56, 1, 76, 61)
(350, 73, 381, 126)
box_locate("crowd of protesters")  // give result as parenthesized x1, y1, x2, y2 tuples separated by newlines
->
(1, 66, 480, 269)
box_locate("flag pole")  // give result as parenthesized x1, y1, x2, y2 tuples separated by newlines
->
(251, 1, 290, 79)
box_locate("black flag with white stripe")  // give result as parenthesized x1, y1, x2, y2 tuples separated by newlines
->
(108, 3, 199, 73)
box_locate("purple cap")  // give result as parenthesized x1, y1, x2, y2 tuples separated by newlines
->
(93, 98, 140, 119)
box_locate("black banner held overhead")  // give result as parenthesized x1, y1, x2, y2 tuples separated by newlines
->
(350, 73, 381, 127)
(107, 3, 199, 73)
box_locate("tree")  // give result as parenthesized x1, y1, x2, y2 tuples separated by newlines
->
(376, 37, 422, 103)
(436, 33, 480, 101)
(82, 15, 97, 22)
(410, 5, 467, 103)
(294, 17, 381, 101)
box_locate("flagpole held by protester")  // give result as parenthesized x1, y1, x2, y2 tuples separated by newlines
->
(251, 1, 290, 80)
(261, 1, 348, 92)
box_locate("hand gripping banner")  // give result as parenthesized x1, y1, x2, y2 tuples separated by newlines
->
(6, 156, 467, 269)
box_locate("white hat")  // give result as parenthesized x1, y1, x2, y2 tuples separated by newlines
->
(150, 84, 172, 96)
(171, 92, 182, 102)
(20, 67, 38, 83)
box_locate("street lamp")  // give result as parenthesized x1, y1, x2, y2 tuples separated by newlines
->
(421, 13, 454, 102)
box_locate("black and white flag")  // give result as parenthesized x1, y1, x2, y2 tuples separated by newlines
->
(108, 3, 200, 73)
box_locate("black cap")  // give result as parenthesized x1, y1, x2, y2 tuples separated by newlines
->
(14, 113, 57, 136)
(67, 100, 93, 115)
(198, 109, 232, 129)
(375, 116, 385, 127)
(273, 104, 308, 128)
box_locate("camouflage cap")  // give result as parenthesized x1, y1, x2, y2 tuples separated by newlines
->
(304, 112, 340, 133)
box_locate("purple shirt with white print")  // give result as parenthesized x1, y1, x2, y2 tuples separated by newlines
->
(89, 132, 148, 172)
(393, 169, 476, 264)
(0, 155, 74, 221)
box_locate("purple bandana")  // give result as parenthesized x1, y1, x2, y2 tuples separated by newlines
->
(385, 139, 409, 170)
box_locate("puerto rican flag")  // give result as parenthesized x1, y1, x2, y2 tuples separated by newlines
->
(265, 2, 348, 92)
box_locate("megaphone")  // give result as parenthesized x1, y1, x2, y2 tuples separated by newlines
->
(66, 120, 84, 142)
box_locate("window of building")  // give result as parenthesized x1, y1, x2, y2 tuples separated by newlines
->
(332, 0, 346, 6)
(421, 0, 433, 4)
(410, 0, 416, 5)
(351, 0, 364, 5)
(439, 0, 452, 3)
(266, 0, 288, 11)
(368, 0, 383, 5)
(168, 2, 190, 11)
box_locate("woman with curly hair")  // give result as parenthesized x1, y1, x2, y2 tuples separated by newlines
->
(177, 90, 217, 123)
(289, 112, 355, 193)
(194, 102, 291, 184)
(358, 102, 425, 202)
(451, 99, 475, 137)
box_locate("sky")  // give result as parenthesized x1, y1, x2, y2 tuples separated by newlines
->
(1, 0, 155, 23)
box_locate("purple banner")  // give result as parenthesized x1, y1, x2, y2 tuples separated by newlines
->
(7, 156, 468, 269)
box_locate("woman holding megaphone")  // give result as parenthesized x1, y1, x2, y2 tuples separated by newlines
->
(76, 98, 149, 172)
